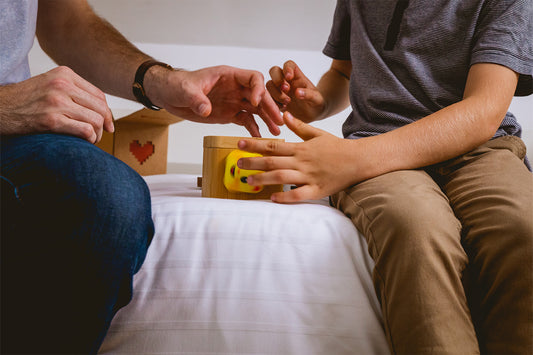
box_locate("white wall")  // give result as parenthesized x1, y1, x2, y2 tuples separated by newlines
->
(29, 0, 532, 173)
(86, 0, 336, 52)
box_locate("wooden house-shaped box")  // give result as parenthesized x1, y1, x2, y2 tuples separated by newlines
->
(97, 109, 182, 176)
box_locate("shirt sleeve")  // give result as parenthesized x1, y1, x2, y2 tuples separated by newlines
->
(471, 0, 533, 96)
(323, 0, 352, 61)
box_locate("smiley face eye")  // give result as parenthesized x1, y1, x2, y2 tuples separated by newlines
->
(230, 165, 236, 177)
(240, 176, 248, 184)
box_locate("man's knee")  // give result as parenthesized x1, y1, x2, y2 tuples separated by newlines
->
(66, 145, 154, 271)
(6, 134, 154, 271)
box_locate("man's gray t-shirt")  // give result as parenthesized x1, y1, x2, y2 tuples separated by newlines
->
(0, 0, 38, 85)
(323, 0, 533, 141)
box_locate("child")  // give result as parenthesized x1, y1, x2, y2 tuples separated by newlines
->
(237, 0, 533, 353)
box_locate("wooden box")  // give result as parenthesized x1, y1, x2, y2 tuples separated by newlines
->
(202, 136, 284, 200)
(97, 108, 182, 176)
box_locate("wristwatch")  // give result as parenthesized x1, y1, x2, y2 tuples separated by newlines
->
(132, 60, 173, 110)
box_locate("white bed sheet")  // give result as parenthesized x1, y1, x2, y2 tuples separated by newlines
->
(99, 174, 389, 354)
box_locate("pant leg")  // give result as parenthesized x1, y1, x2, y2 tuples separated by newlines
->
(331, 170, 479, 355)
(1, 134, 155, 354)
(432, 136, 533, 355)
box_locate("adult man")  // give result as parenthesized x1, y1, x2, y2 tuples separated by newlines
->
(0, 0, 281, 353)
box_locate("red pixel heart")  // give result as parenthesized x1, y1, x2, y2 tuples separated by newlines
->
(129, 140, 155, 165)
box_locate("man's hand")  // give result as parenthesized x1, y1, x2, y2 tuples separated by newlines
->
(0, 66, 114, 143)
(236, 112, 364, 203)
(37, 0, 284, 138)
(145, 65, 283, 137)
(267, 60, 327, 123)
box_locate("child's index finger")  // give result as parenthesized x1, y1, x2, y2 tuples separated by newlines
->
(283, 61, 296, 81)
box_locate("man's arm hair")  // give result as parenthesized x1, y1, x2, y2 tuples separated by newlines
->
(36, 0, 151, 100)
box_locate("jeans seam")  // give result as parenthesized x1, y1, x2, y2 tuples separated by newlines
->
(1, 175, 21, 200)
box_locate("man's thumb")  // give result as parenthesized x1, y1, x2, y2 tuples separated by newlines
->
(191, 94, 212, 117)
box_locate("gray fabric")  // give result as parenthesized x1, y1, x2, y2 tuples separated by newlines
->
(0, 0, 38, 85)
(323, 0, 533, 141)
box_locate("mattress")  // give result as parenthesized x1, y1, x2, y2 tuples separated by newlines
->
(99, 174, 389, 354)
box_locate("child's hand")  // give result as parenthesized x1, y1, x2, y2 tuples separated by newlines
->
(267, 60, 326, 123)
(236, 112, 368, 203)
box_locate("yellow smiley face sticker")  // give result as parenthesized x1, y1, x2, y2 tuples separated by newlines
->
(223, 150, 264, 193)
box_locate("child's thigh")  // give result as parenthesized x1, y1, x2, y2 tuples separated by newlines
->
(439, 136, 532, 245)
(331, 169, 462, 259)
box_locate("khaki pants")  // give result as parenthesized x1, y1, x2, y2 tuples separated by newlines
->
(331, 136, 533, 355)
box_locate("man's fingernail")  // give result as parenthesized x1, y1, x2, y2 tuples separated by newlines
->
(198, 103, 209, 115)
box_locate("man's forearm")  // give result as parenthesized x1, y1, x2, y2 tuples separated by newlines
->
(36, 0, 151, 100)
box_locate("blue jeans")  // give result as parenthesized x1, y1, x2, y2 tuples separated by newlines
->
(1, 134, 155, 354)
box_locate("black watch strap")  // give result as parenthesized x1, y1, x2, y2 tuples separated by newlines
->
(132, 60, 173, 110)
